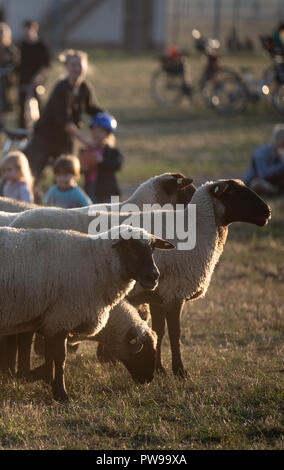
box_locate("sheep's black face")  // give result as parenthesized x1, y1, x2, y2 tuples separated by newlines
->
(162, 173, 196, 207)
(114, 239, 160, 291)
(210, 179, 271, 227)
(121, 330, 156, 384)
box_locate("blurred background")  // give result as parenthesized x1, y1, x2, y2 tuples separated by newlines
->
(1, 0, 283, 52)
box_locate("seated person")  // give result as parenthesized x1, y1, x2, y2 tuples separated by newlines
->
(44, 154, 92, 208)
(243, 124, 284, 196)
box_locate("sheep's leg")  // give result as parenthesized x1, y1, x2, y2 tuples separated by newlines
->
(149, 303, 166, 374)
(16, 332, 34, 377)
(0, 335, 17, 375)
(45, 331, 68, 402)
(165, 300, 189, 378)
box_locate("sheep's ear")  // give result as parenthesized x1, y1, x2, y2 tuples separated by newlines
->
(176, 177, 194, 192)
(152, 237, 176, 250)
(210, 181, 230, 198)
(163, 174, 193, 195)
(126, 328, 143, 355)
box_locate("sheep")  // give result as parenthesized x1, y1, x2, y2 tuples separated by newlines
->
(0, 172, 195, 228)
(125, 179, 271, 378)
(0, 196, 37, 212)
(2, 173, 196, 377)
(0, 225, 174, 401)
(68, 300, 158, 384)
(73, 172, 196, 213)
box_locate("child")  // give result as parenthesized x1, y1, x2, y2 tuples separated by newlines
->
(79, 112, 123, 203)
(0, 150, 34, 202)
(44, 154, 92, 208)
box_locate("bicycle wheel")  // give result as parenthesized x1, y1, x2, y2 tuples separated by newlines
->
(201, 68, 248, 116)
(151, 68, 184, 107)
(272, 82, 284, 114)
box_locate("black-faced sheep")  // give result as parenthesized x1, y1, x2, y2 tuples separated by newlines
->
(126, 179, 271, 378)
(0, 225, 174, 401)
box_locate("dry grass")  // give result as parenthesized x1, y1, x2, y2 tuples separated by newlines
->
(0, 52, 283, 450)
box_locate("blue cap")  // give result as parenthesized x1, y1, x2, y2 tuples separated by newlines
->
(90, 112, 117, 132)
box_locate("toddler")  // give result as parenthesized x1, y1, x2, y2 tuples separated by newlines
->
(44, 154, 92, 208)
(0, 150, 34, 202)
(79, 112, 123, 203)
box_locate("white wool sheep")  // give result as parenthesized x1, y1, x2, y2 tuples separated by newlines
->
(127, 179, 271, 377)
(0, 224, 173, 401)
(5, 173, 195, 378)
(0, 211, 21, 226)
(73, 172, 195, 213)
(1, 172, 195, 227)
(0, 196, 37, 213)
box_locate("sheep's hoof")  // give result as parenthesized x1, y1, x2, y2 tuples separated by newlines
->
(173, 366, 190, 380)
(155, 365, 167, 375)
(53, 391, 69, 403)
(16, 369, 31, 380)
(28, 365, 51, 384)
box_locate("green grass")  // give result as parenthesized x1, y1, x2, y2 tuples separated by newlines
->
(0, 52, 283, 450)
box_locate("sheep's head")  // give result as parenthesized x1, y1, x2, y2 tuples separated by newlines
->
(118, 327, 157, 384)
(132, 173, 196, 208)
(209, 179, 271, 226)
(157, 173, 197, 207)
(112, 228, 175, 290)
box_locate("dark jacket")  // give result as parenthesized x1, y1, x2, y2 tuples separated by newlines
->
(34, 78, 102, 147)
(18, 39, 51, 85)
(95, 145, 123, 201)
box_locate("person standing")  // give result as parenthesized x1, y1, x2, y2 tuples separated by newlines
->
(0, 22, 19, 127)
(18, 19, 51, 128)
(25, 49, 103, 181)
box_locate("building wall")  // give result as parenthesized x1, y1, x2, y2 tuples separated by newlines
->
(67, 0, 124, 44)
(2, 0, 168, 48)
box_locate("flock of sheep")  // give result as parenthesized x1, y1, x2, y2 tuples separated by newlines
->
(0, 173, 271, 402)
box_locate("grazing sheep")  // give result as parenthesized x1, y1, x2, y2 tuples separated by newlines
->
(0, 225, 174, 401)
(68, 300, 157, 384)
(126, 179, 271, 378)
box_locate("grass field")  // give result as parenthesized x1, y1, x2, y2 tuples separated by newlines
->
(0, 51, 283, 450)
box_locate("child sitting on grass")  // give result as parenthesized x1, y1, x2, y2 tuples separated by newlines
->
(44, 154, 92, 208)
(0, 150, 34, 202)
(79, 112, 123, 203)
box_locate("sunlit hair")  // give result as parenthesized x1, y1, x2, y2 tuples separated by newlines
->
(272, 124, 284, 147)
(58, 49, 88, 68)
(0, 22, 12, 46)
(53, 154, 81, 179)
(0, 151, 34, 189)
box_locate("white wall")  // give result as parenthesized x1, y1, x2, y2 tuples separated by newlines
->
(68, 0, 124, 44)
(3, 0, 51, 41)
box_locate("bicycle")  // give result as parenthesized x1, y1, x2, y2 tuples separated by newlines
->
(150, 30, 247, 116)
(0, 127, 30, 156)
(234, 36, 284, 115)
